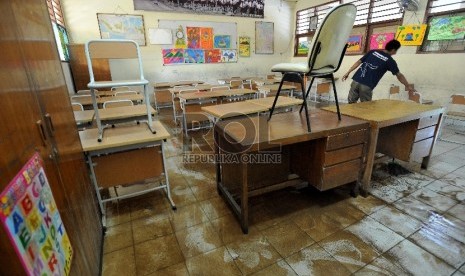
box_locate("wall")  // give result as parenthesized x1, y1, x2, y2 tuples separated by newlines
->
(292, 0, 465, 106)
(61, 0, 296, 85)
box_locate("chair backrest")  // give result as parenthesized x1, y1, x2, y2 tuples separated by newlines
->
(77, 89, 94, 95)
(451, 94, 465, 105)
(85, 39, 144, 83)
(103, 99, 134, 109)
(408, 91, 421, 103)
(229, 80, 243, 89)
(389, 85, 400, 95)
(179, 89, 200, 96)
(111, 86, 131, 91)
(72, 102, 84, 111)
(266, 74, 276, 80)
(114, 91, 138, 97)
(307, 3, 357, 73)
(71, 95, 91, 100)
(211, 86, 230, 92)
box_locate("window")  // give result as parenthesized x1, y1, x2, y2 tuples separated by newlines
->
(294, 0, 404, 56)
(47, 0, 70, 61)
(420, 0, 465, 52)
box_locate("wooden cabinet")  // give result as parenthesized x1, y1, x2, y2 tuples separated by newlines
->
(68, 44, 111, 91)
(0, 0, 102, 275)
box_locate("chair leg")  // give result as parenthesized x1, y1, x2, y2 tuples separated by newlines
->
(299, 77, 311, 132)
(268, 77, 284, 121)
(330, 74, 341, 121)
(300, 77, 315, 113)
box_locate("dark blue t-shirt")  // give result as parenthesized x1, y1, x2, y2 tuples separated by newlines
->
(352, 50, 399, 89)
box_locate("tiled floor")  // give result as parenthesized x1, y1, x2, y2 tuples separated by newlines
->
(101, 109, 465, 275)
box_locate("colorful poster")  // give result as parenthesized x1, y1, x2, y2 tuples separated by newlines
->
(200, 27, 213, 49)
(186, 27, 201, 49)
(204, 49, 221, 63)
(370, 33, 395, 50)
(184, 49, 205, 64)
(347, 35, 363, 53)
(0, 153, 73, 275)
(427, 16, 465, 41)
(297, 40, 310, 55)
(174, 25, 187, 48)
(396, 24, 427, 46)
(221, 50, 238, 63)
(163, 49, 184, 64)
(255, 21, 274, 54)
(239, 36, 250, 57)
(214, 35, 231, 48)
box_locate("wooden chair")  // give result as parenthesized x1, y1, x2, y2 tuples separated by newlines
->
(229, 80, 243, 89)
(439, 94, 465, 144)
(114, 91, 138, 96)
(389, 85, 401, 100)
(111, 86, 131, 91)
(270, 3, 357, 131)
(408, 91, 433, 105)
(72, 102, 84, 111)
(77, 89, 95, 95)
(211, 86, 230, 92)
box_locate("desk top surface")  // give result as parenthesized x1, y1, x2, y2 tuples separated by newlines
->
(202, 101, 269, 118)
(98, 105, 156, 120)
(215, 109, 369, 150)
(71, 94, 144, 105)
(178, 89, 255, 100)
(79, 121, 170, 152)
(323, 99, 443, 126)
(154, 80, 205, 88)
(259, 84, 297, 91)
(246, 96, 303, 108)
(74, 110, 94, 124)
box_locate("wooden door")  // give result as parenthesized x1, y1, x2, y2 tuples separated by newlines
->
(69, 44, 111, 91)
(0, 0, 102, 275)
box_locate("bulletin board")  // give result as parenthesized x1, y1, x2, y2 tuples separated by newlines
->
(158, 20, 237, 65)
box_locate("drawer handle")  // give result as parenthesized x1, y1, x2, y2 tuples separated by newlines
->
(36, 120, 47, 146)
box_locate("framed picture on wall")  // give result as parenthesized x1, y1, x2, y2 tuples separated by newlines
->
(97, 13, 146, 46)
(255, 21, 274, 54)
(346, 35, 363, 54)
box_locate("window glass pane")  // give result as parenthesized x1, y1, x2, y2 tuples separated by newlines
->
(430, 0, 465, 13)
(371, 0, 403, 23)
(343, 0, 370, 25)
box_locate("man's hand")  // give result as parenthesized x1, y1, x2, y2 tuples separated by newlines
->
(342, 73, 349, 81)
(405, 84, 416, 94)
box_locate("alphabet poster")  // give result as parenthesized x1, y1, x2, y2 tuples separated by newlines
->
(0, 153, 72, 275)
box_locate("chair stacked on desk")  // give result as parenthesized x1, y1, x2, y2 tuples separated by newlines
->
(85, 39, 154, 142)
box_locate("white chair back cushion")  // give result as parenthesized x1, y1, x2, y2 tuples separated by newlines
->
(308, 4, 357, 73)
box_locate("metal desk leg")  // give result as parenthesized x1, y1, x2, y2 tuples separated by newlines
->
(161, 142, 176, 210)
(240, 154, 249, 234)
(361, 126, 379, 196)
(87, 154, 106, 227)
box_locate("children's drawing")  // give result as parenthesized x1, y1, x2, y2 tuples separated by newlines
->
(396, 24, 427, 46)
(214, 35, 231, 48)
(221, 49, 237, 62)
(186, 27, 201, 49)
(200, 27, 213, 49)
(163, 49, 184, 64)
(239, 36, 250, 57)
(184, 49, 205, 64)
(204, 49, 221, 63)
(370, 33, 395, 50)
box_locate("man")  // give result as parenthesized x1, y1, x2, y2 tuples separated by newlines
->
(342, 39, 416, 103)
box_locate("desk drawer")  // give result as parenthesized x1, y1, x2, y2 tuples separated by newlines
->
(418, 114, 440, 129)
(324, 144, 363, 166)
(326, 129, 368, 151)
(415, 125, 436, 142)
(411, 137, 434, 160)
(320, 158, 361, 191)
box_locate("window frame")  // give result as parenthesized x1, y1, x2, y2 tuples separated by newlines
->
(418, 0, 465, 54)
(47, 0, 70, 61)
(294, 0, 404, 57)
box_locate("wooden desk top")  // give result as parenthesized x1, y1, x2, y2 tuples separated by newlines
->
(169, 84, 219, 93)
(215, 109, 369, 151)
(246, 96, 303, 108)
(178, 89, 255, 100)
(154, 80, 204, 88)
(71, 94, 144, 106)
(323, 99, 444, 127)
(201, 102, 269, 119)
(259, 84, 296, 92)
(79, 121, 170, 152)
(98, 105, 156, 120)
(74, 110, 94, 124)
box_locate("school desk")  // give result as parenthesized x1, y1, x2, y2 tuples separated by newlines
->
(98, 105, 156, 125)
(153, 80, 205, 89)
(74, 110, 94, 125)
(324, 99, 444, 194)
(71, 94, 144, 108)
(79, 121, 175, 226)
(214, 110, 369, 233)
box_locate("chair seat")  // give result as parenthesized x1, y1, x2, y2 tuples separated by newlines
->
(271, 63, 309, 73)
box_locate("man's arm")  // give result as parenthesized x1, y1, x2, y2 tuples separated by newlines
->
(396, 72, 416, 93)
(342, 60, 362, 81)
